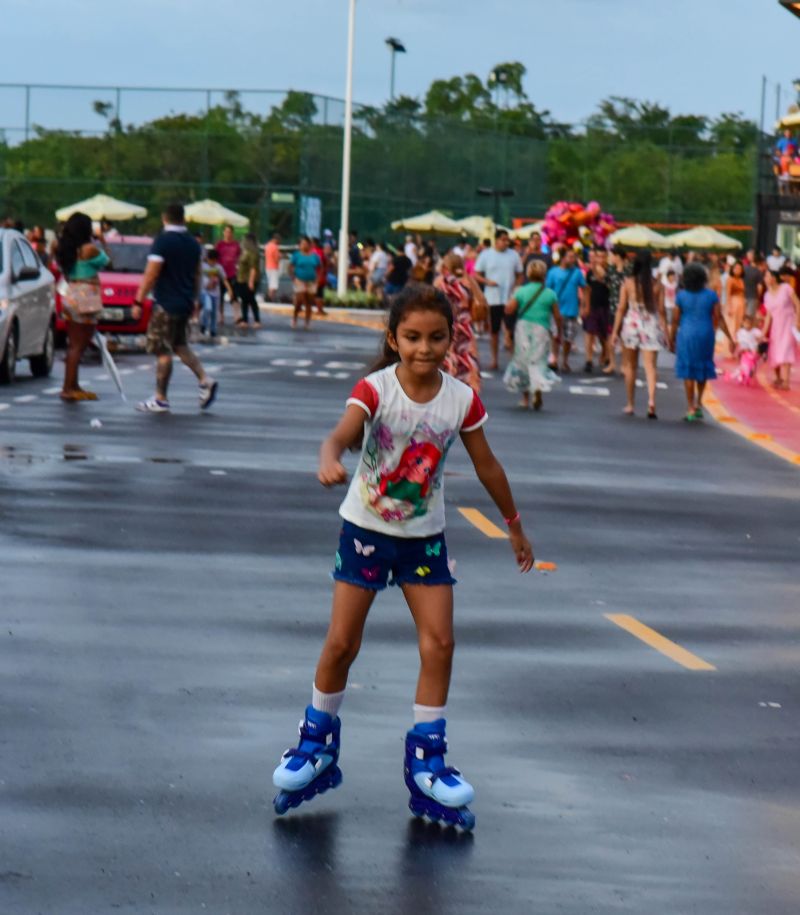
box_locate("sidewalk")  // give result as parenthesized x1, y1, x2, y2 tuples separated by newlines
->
(260, 301, 385, 331)
(706, 355, 800, 467)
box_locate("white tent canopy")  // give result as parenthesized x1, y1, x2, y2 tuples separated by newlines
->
(55, 193, 147, 222)
(510, 221, 545, 242)
(608, 225, 671, 250)
(665, 226, 742, 252)
(184, 199, 249, 228)
(391, 210, 463, 235)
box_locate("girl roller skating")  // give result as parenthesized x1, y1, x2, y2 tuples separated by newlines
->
(272, 285, 534, 830)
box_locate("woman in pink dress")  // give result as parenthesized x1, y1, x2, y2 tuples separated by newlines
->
(763, 270, 800, 390)
(435, 253, 485, 392)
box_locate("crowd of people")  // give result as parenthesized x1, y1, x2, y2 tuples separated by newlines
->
(360, 230, 800, 421)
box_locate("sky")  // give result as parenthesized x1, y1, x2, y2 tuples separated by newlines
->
(2, 0, 799, 131)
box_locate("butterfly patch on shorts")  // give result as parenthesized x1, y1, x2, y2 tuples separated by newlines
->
(335, 551, 343, 571)
(361, 566, 381, 582)
(425, 542, 442, 558)
(354, 539, 376, 556)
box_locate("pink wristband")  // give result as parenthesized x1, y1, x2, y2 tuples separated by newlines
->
(504, 511, 520, 526)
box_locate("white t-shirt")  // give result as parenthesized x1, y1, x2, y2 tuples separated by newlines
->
(767, 254, 786, 272)
(474, 247, 523, 305)
(737, 326, 762, 352)
(658, 255, 683, 278)
(661, 277, 678, 308)
(404, 242, 418, 266)
(340, 365, 488, 538)
(368, 249, 389, 273)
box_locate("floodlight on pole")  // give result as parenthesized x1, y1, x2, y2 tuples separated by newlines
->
(385, 37, 406, 101)
(476, 186, 515, 223)
(337, 0, 356, 297)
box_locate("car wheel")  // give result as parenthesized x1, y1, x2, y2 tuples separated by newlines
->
(0, 326, 17, 385)
(29, 324, 55, 378)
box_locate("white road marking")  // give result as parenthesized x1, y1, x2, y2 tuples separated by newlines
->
(93, 374, 110, 381)
(578, 378, 610, 386)
(334, 372, 351, 379)
(315, 370, 332, 378)
(759, 701, 782, 708)
(569, 385, 610, 396)
(324, 361, 366, 370)
(272, 358, 312, 367)
(43, 386, 61, 394)
(635, 379, 668, 390)
(294, 370, 311, 377)
(234, 367, 276, 376)
(480, 371, 494, 379)
(0, 403, 10, 412)
(120, 369, 135, 376)
(138, 365, 150, 371)
(210, 469, 227, 476)
(13, 395, 38, 403)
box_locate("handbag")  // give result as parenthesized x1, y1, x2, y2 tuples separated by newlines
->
(59, 277, 102, 316)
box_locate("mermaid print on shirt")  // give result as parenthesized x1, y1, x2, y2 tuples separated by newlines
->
(339, 365, 488, 539)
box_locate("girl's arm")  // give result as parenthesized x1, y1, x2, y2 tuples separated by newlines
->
(610, 281, 629, 345)
(713, 303, 736, 355)
(467, 274, 488, 311)
(669, 305, 681, 351)
(460, 427, 534, 573)
(319, 405, 368, 486)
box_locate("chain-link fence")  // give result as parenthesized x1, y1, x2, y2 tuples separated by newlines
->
(0, 83, 759, 240)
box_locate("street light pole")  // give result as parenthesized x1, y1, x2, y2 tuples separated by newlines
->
(385, 38, 406, 102)
(337, 0, 356, 297)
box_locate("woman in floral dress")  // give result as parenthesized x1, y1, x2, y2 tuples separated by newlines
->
(435, 253, 485, 393)
(610, 251, 668, 418)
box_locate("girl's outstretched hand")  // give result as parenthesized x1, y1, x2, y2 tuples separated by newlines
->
(318, 459, 348, 487)
(509, 528, 534, 573)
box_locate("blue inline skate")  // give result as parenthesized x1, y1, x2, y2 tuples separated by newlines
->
(404, 719, 476, 831)
(272, 706, 342, 815)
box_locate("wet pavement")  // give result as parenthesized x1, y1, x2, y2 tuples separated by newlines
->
(1, 318, 799, 914)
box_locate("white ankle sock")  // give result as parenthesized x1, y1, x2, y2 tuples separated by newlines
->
(312, 684, 345, 717)
(413, 703, 447, 724)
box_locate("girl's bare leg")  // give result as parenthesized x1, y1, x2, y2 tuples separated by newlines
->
(622, 347, 637, 412)
(642, 349, 658, 410)
(696, 380, 707, 409)
(684, 380, 696, 412)
(314, 582, 376, 693)
(402, 583, 454, 707)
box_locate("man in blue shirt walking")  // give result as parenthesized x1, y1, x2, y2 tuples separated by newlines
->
(132, 203, 218, 413)
(546, 248, 586, 373)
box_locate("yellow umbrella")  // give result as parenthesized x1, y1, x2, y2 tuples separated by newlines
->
(456, 215, 496, 239)
(608, 224, 671, 250)
(776, 108, 800, 130)
(55, 193, 147, 222)
(665, 226, 742, 252)
(184, 198, 249, 228)
(510, 221, 545, 242)
(391, 210, 463, 235)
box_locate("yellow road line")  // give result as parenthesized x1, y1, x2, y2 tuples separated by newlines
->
(458, 507, 508, 539)
(605, 614, 716, 671)
(705, 383, 800, 468)
(457, 507, 557, 571)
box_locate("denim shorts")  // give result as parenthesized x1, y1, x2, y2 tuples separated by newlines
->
(333, 520, 457, 591)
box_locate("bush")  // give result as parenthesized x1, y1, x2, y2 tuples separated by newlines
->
(322, 288, 383, 310)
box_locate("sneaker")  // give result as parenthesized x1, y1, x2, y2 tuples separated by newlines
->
(136, 397, 170, 413)
(199, 379, 218, 410)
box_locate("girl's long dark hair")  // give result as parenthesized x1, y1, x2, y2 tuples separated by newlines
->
(371, 283, 454, 372)
(632, 251, 655, 313)
(57, 212, 93, 276)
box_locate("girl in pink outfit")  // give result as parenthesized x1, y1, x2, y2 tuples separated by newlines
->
(763, 270, 800, 390)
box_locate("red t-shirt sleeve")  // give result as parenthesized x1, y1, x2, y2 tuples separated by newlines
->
(346, 378, 380, 418)
(461, 390, 488, 432)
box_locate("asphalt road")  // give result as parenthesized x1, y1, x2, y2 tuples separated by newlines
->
(1, 317, 799, 915)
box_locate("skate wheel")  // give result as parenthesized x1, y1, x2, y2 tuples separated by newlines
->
(273, 791, 291, 816)
(458, 808, 476, 831)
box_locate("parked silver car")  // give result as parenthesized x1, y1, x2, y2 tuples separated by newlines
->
(0, 229, 56, 384)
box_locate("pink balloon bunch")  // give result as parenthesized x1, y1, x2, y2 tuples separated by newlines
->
(541, 201, 617, 249)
